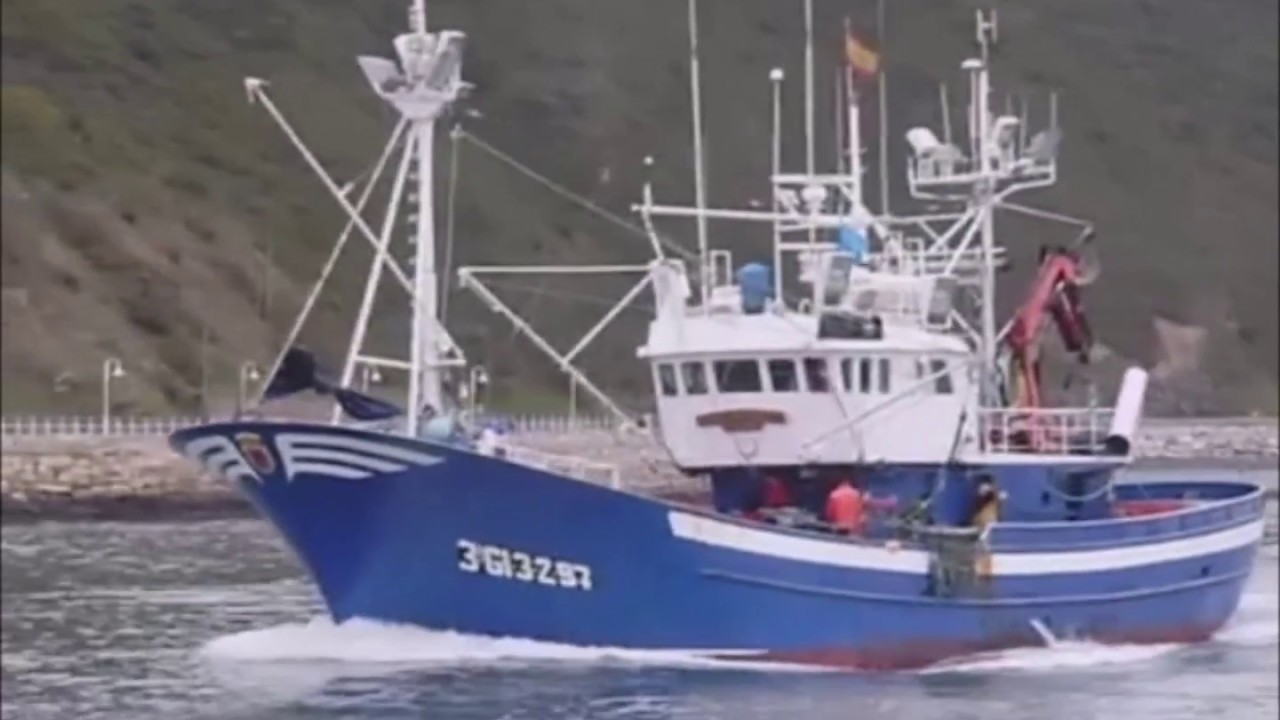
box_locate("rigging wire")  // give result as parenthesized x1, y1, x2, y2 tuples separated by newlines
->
(457, 129, 698, 263)
(480, 278, 656, 315)
(440, 125, 462, 322)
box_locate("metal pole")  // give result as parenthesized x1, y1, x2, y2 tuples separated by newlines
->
(803, 0, 816, 246)
(876, 0, 890, 216)
(260, 235, 274, 321)
(238, 362, 259, 416)
(770, 68, 784, 302)
(687, 0, 711, 307)
(569, 377, 578, 429)
(199, 321, 209, 420)
(338, 132, 417, 408)
(102, 362, 109, 432)
(940, 82, 952, 147)
(101, 360, 114, 432)
(834, 68, 845, 181)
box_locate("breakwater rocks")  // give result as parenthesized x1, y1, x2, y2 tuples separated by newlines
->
(2, 419, 1275, 522)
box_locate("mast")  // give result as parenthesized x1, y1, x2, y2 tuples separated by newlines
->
(408, 0, 438, 432)
(770, 68, 785, 302)
(356, 0, 467, 434)
(687, 0, 711, 307)
(972, 10, 998, 407)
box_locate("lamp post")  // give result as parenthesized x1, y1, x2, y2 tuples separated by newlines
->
(237, 361, 262, 417)
(466, 366, 488, 418)
(569, 376, 578, 430)
(101, 357, 125, 432)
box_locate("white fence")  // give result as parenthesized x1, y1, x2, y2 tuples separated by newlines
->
(0, 416, 207, 438)
(0, 413, 625, 439)
(0, 412, 1269, 442)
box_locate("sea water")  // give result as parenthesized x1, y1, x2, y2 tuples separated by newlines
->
(1, 469, 1275, 720)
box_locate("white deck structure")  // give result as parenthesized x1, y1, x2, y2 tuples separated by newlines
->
(239, 2, 1146, 474)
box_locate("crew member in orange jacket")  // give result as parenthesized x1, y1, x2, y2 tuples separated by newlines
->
(825, 478, 866, 535)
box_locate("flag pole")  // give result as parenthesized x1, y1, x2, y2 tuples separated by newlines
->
(843, 17, 862, 215)
(803, 0, 816, 246)
(876, 0, 890, 216)
(834, 66, 846, 204)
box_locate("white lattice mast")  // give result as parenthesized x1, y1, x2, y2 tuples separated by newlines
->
(351, 0, 468, 434)
(971, 9, 999, 407)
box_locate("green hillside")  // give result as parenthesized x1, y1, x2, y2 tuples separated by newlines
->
(1, 0, 1276, 416)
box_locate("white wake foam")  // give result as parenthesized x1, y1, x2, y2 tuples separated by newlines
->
(198, 616, 825, 674)
(919, 639, 1183, 675)
(924, 584, 1278, 676)
(1213, 585, 1280, 647)
(198, 578, 1276, 680)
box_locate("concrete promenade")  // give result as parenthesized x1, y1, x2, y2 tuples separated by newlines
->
(1, 418, 1275, 521)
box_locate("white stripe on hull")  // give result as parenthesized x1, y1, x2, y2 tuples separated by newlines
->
(181, 435, 261, 484)
(667, 512, 1264, 576)
(276, 432, 442, 480)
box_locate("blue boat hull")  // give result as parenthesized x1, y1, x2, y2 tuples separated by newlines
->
(170, 421, 1267, 670)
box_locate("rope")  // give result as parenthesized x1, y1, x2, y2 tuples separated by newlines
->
(481, 278, 656, 314)
(1039, 473, 1116, 503)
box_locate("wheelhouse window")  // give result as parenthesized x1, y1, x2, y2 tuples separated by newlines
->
(858, 358, 873, 394)
(767, 359, 798, 392)
(840, 358, 853, 391)
(877, 358, 891, 394)
(681, 362, 708, 395)
(929, 358, 954, 394)
(804, 357, 830, 392)
(656, 363, 679, 397)
(714, 360, 762, 393)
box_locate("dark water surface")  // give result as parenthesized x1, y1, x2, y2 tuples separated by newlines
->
(2, 469, 1276, 720)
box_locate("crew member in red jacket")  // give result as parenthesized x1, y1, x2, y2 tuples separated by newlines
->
(825, 478, 866, 535)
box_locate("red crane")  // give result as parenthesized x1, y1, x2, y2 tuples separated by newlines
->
(1005, 243, 1095, 412)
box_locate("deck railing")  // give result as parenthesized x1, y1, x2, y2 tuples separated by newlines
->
(979, 407, 1115, 455)
(501, 444, 622, 489)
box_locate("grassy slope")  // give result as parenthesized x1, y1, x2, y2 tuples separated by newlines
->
(1, 0, 1275, 415)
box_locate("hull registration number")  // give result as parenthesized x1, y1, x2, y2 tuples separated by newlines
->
(457, 539, 593, 591)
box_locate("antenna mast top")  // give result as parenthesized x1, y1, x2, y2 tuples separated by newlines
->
(975, 9, 998, 64)
(410, 0, 427, 35)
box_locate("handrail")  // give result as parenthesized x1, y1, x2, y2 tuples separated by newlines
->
(501, 443, 621, 489)
(978, 406, 1114, 455)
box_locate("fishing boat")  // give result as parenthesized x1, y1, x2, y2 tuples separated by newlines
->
(169, 1, 1267, 670)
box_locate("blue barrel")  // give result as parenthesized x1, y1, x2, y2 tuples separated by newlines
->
(736, 263, 772, 314)
(836, 224, 869, 262)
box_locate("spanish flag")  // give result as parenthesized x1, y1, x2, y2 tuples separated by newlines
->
(844, 21, 880, 79)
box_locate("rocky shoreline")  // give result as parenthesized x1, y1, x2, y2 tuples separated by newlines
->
(2, 419, 1275, 523)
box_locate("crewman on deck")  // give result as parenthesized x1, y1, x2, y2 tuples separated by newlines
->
(970, 476, 1004, 579)
(825, 478, 866, 535)
(761, 475, 792, 509)
(969, 477, 1004, 531)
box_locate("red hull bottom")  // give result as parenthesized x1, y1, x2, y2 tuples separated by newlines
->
(719, 624, 1221, 672)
